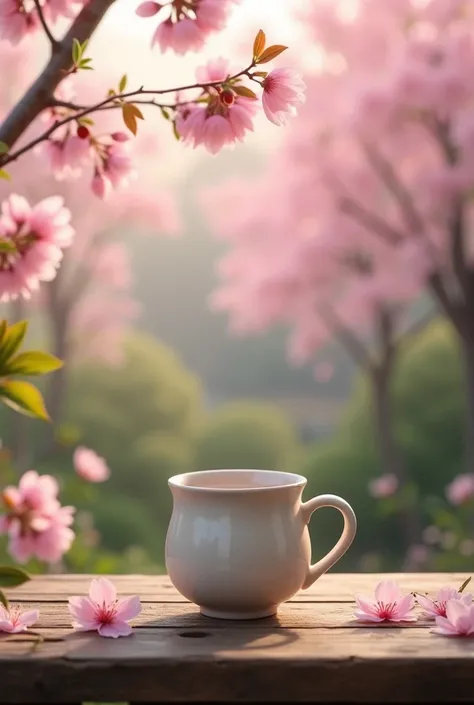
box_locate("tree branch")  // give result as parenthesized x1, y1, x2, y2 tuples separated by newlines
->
(318, 304, 371, 368)
(1, 63, 255, 167)
(33, 0, 59, 50)
(339, 194, 403, 246)
(0, 0, 117, 151)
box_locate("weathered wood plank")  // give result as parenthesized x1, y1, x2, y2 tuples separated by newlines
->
(6, 600, 435, 630)
(5, 572, 466, 602)
(0, 627, 473, 702)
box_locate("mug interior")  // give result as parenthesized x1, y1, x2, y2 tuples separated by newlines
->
(168, 469, 306, 492)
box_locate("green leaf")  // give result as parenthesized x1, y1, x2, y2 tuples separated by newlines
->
(0, 565, 30, 588)
(119, 74, 127, 92)
(160, 107, 170, 120)
(72, 37, 81, 64)
(0, 590, 8, 609)
(0, 169, 10, 181)
(79, 65, 94, 70)
(459, 576, 472, 593)
(79, 57, 93, 65)
(0, 380, 50, 422)
(0, 141, 8, 155)
(233, 85, 258, 100)
(80, 39, 88, 55)
(78, 117, 94, 126)
(6, 351, 63, 376)
(0, 320, 28, 368)
(172, 121, 181, 141)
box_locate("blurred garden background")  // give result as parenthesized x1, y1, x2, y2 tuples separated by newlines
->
(1, 0, 474, 577)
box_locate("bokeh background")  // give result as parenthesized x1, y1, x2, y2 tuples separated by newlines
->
(1, 0, 472, 576)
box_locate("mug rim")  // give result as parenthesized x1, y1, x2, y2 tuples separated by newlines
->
(168, 468, 307, 493)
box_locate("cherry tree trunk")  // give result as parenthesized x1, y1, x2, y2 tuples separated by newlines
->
(458, 331, 474, 474)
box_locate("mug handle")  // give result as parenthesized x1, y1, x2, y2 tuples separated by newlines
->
(300, 494, 357, 590)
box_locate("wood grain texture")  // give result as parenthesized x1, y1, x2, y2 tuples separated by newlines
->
(0, 573, 472, 703)
(5, 572, 466, 602)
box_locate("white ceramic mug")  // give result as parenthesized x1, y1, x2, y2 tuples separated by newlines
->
(165, 469, 357, 620)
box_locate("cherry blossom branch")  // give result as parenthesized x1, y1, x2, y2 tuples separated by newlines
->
(33, 0, 59, 50)
(0, 0, 117, 151)
(357, 141, 465, 327)
(0, 63, 255, 168)
(360, 142, 442, 268)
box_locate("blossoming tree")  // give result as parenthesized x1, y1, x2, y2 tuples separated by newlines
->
(203, 0, 474, 474)
(0, 0, 305, 588)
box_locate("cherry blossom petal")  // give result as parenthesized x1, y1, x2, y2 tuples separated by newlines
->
(89, 577, 117, 605)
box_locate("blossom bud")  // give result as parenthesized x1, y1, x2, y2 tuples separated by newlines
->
(136, 1, 161, 17)
(111, 131, 130, 143)
(77, 125, 90, 139)
(220, 89, 235, 107)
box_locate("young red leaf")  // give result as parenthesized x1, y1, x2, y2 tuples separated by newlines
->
(253, 29, 266, 59)
(128, 104, 144, 120)
(256, 45, 288, 64)
(122, 104, 138, 135)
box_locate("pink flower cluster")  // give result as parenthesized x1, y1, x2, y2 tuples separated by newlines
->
(0, 193, 74, 302)
(176, 59, 305, 154)
(446, 473, 474, 505)
(136, 0, 240, 54)
(0, 0, 84, 44)
(73, 446, 111, 483)
(0, 578, 141, 639)
(43, 118, 136, 201)
(354, 579, 474, 637)
(368, 473, 399, 499)
(0, 470, 75, 564)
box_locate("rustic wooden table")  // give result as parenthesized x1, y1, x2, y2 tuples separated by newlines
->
(0, 572, 473, 703)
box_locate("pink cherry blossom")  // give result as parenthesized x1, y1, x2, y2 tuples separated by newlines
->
(153, 16, 204, 54)
(138, 0, 239, 53)
(43, 0, 84, 23)
(417, 587, 473, 619)
(433, 600, 474, 637)
(73, 446, 111, 483)
(0, 0, 39, 45)
(0, 0, 83, 44)
(368, 473, 399, 499)
(446, 473, 474, 505)
(0, 470, 75, 564)
(68, 577, 142, 638)
(262, 68, 306, 126)
(0, 194, 74, 302)
(354, 580, 417, 623)
(0, 604, 39, 633)
(176, 57, 258, 153)
(43, 135, 92, 181)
